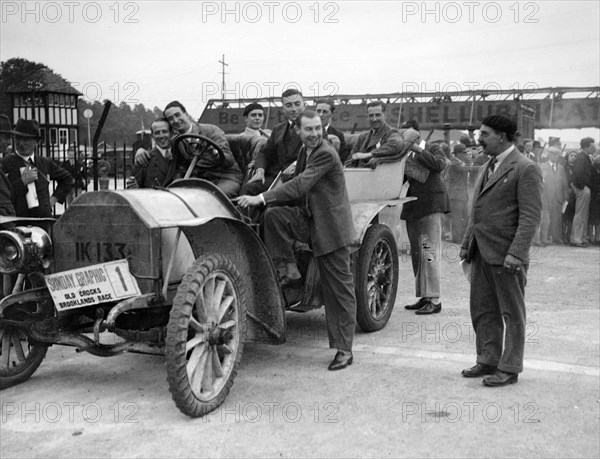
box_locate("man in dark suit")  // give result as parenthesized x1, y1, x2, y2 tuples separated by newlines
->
(60, 146, 87, 205)
(539, 147, 569, 244)
(163, 101, 243, 197)
(460, 115, 542, 387)
(316, 98, 349, 162)
(236, 110, 357, 371)
(129, 118, 176, 188)
(345, 100, 404, 167)
(0, 115, 15, 216)
(136, 101, 243, 197)
(570, 137, 595, 246)
(241, 89, 305, 196)
(1, 119, 72, 221)
(402, 141, 450, 315)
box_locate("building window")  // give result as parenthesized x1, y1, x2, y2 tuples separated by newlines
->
(59, 128, 68, 146)
(50, 128, 57, 145)
(69, 128, 78, 145)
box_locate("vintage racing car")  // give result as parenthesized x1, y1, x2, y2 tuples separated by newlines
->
(0, 133, 411, 417)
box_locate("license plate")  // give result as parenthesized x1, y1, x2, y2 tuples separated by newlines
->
(45, 259, 141, 312)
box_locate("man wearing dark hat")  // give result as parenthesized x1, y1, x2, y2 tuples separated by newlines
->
(0, 115, 15, 216)
(460, 114, 542, 387)
(1, 119, 72, 220)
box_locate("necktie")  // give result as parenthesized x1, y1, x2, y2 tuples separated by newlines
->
(485, 157, 497, 183)
(165, 149, 172, 160)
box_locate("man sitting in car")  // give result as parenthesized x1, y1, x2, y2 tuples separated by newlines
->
(135, 101, 243, 198)
(128, 118, 176, 189)
(345, 100, 405, 168)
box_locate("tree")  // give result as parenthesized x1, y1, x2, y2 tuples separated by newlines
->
(0, 58, 51, 117)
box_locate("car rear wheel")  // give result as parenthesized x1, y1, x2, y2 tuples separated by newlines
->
(355, 224, 399, 332)
(165, 254, 246, 417)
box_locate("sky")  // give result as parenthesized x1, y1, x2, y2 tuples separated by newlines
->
(1, 0, 599, 141)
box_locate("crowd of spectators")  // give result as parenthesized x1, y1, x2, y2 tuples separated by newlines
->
(442, 134, 599, 247)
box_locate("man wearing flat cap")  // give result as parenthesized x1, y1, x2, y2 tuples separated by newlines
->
(460, 114, 542, 387)
(1, 119, 73, 221)
(0, 115, 15, 217)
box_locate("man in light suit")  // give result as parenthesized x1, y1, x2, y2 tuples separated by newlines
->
(236, 110, 357, 371)
(241, 89, 305, 196)
(345, 100, 404, 167)
(460, 115, 542, 387)
(539, 147, 569, 244)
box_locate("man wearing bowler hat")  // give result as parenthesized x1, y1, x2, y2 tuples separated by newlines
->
(1, 119, 72, 220)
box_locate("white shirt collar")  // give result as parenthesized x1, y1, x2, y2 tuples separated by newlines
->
(494, 145, 515, 168)
(156, 146, 171, 159)
(17, 152, 34, 164)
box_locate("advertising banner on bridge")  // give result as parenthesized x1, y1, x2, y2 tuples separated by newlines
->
(200, 98, 599, 133)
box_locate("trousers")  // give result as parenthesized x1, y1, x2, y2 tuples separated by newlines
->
(470, 249, 527, 373)
(570, 186, 590, 244)
(264, 206, 357, 351)
(406, 212, 443, 298)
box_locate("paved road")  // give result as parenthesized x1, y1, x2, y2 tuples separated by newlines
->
(1, 244, 598, 458)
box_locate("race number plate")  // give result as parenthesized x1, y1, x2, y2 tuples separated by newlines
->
(45, 259, 141, 312)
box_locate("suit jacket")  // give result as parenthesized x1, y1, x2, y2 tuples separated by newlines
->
(1, 153, 73, 218)
(263, 141, 355, 257)
(461, 148, 542, 265)
(325, 125, 349, 163)
(182, 123, 243, 184)
(349, 123, 404, 158)
(444, 157, 471, 201)
(59, 159, 86, 189)
(254, 121, 303, 180)
(132, 147, 176, 188)
(0, 170, 15, 216)
(401, 146, 450, 221)
(571, 151, 593, 189)
(539, 161, 569, 207)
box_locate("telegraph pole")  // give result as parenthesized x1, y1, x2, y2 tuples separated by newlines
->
(218, 54, 229, 100)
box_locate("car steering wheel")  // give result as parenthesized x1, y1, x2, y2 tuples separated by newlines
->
(172, 134, 226, 177)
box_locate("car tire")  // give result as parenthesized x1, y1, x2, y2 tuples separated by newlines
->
(0, 326, 48, 390)
(355, 224, 399, 332)
(165, 254, 246, 417)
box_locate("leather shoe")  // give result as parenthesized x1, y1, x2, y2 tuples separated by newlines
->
(280, 275, 303, 290)
(483, 370, 518, 387)
(328, 351, 353, 371)
(415, 301, 441, 315)
(404, 297, 427, 310)
(461, 363, 497, 378)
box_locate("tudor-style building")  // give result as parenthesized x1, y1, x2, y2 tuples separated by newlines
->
(7, 69, 81, 158)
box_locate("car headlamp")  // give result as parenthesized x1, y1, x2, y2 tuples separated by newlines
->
(0, 226, 52, 274)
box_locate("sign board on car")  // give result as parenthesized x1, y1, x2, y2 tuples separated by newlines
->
(45, 259, 141, 312)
